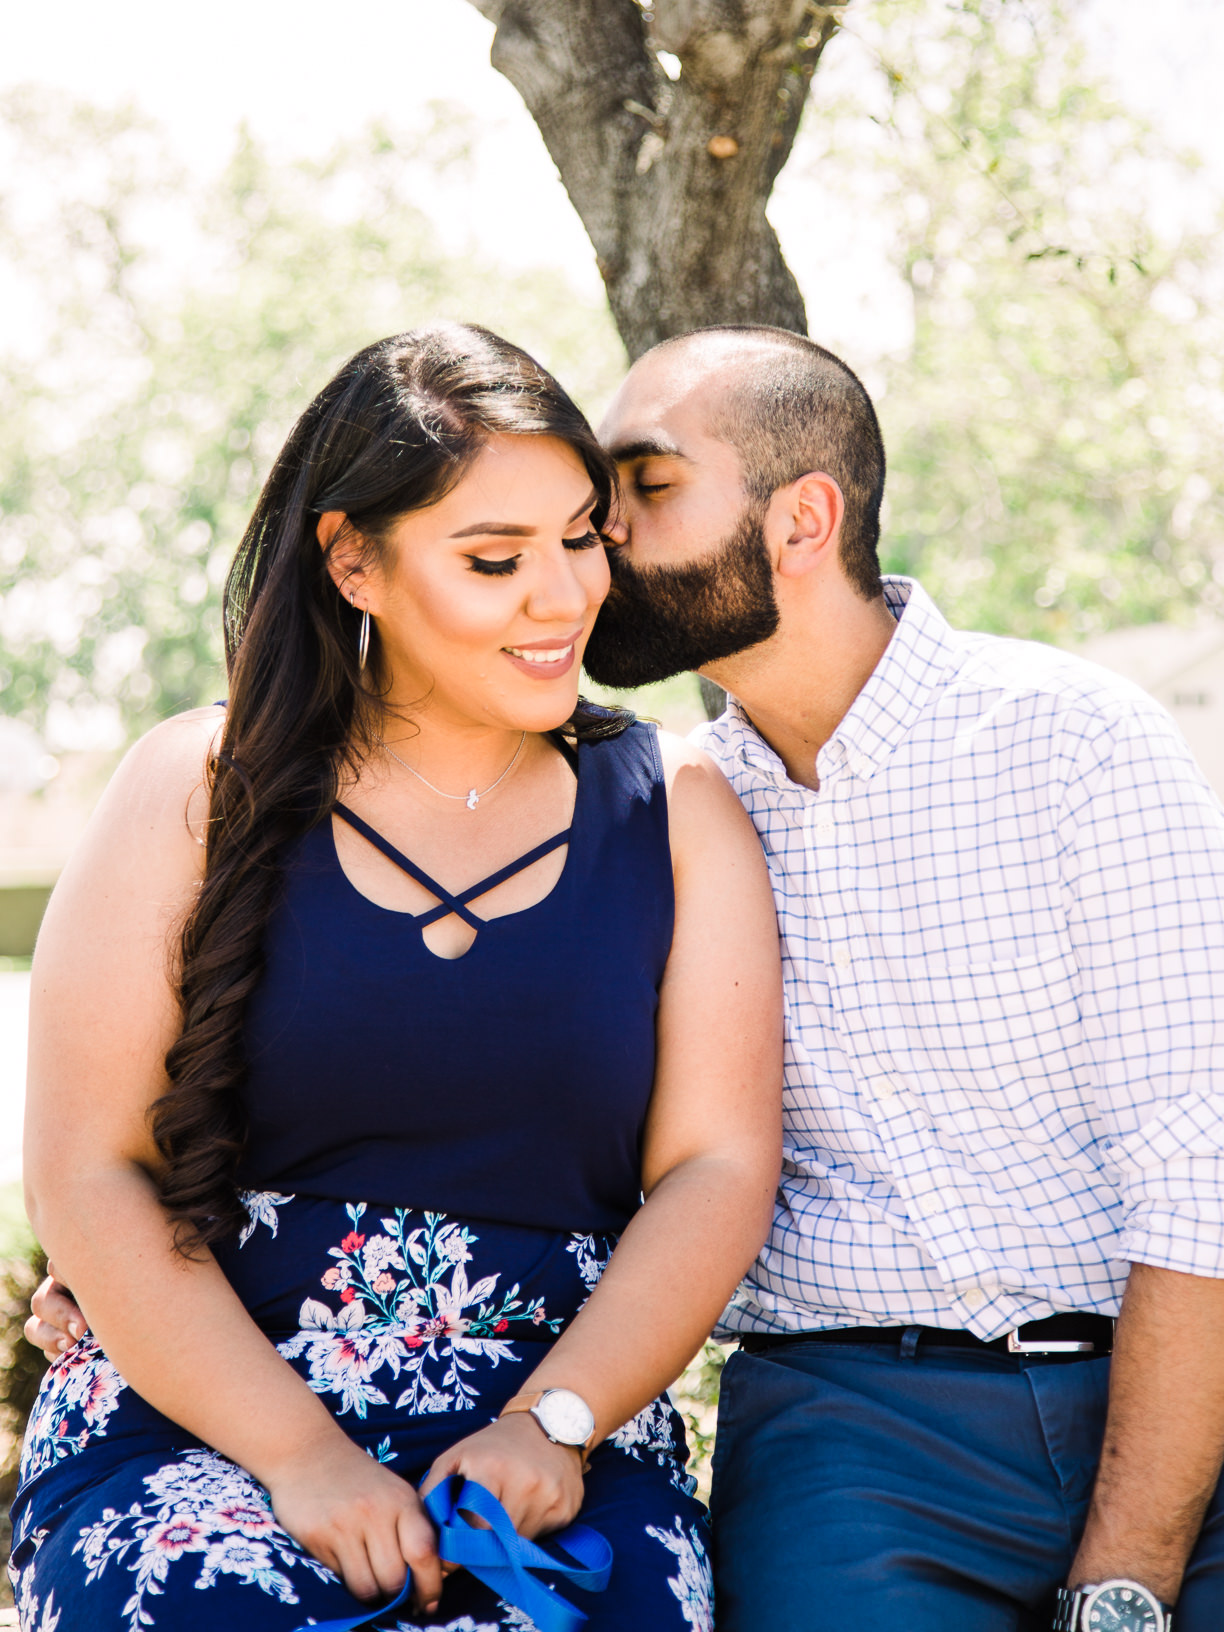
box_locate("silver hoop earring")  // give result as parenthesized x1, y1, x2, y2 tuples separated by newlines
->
(350, 590, 371, 672)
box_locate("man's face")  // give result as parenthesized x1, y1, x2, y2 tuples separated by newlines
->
(582, 357, 780, 688)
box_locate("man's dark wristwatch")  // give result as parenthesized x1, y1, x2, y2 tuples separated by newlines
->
(1054, 1580, 1173, 1631)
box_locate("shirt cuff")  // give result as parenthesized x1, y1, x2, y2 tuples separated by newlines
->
(1115, 1202, 1224, 1280)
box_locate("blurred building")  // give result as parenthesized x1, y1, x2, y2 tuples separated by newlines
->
(1075, 621, 1224, 803)
(0, 749, 115, 957)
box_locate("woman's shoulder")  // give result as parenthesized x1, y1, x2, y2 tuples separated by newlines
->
(655, 725, 718, 784)
(107, 705, 225, 817)
(35, 707, 225, 964)
(578, 709, 738, 806)
(655, 727, 764, 872)
(68, 705, 224, 873)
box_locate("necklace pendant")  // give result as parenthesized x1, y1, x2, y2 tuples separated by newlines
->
(466, 789, 480, 810)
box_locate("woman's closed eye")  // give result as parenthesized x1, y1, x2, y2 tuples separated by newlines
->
(466, 554, 521, 577)
(465, 532, 600, 577)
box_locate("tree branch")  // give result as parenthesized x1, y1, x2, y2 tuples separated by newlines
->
(464, 0, 849, 356)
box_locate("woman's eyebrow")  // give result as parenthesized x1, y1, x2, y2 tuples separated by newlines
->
(449, 521, 533, 538)
(448, 488, 599, 539)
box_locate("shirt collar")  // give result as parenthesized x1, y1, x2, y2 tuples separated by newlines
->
(720, 577, 960, 786)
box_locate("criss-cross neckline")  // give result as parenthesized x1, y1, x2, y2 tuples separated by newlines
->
(331, 804, 574, 931)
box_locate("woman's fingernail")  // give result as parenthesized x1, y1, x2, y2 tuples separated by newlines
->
(56, 1337, 69, 1352)
(425, 1602, 439, 1615)
(67, 1322, 82, 1340)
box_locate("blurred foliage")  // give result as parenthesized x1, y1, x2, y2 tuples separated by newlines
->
(0, 1240, 47, 1600)
(798, 0, 1224, 640)
(5, 4, 1223, 743)
(674, 1340, 730, 1503)
(581, 668, 708, 734)
(0, 90, 625, 744)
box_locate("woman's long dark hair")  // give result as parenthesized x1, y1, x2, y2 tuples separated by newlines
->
(153, 322, 629, 1250)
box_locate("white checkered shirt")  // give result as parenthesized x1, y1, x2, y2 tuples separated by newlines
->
(693, 577, 1224, 1340)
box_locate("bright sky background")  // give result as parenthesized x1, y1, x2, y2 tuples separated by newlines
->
(2, 0, 1222, 369)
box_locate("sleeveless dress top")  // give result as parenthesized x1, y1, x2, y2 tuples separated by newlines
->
(238, 720, 674, 1234)
(12, 726, 714, 1632)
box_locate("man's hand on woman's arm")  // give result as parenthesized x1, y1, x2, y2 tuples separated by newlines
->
(26, 1266, 83, 1355)
(1069, 1261, 1224, 1605)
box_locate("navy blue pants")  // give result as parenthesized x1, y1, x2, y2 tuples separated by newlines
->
(710, 1336, 1224, 1630)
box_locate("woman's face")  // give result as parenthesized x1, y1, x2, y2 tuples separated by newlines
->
(342, 433, 610, 735)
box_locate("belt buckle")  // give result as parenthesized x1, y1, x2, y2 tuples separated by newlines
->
(1006, 1318, 1112, 1355)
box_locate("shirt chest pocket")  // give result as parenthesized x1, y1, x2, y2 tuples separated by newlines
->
(885, 936, 1083, 1088)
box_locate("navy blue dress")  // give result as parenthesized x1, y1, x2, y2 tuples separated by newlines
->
(11, 722, 712, 1632)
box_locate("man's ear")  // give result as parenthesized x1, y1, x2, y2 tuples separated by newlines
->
(775, 473, 844, 581)
(317, 510, 367, 600)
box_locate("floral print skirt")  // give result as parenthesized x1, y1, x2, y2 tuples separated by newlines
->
(10, 1193, 711, 1632)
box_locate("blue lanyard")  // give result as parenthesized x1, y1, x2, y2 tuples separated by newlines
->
(294, 1474, 613, 1632)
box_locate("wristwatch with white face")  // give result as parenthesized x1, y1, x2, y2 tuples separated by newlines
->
(498, 1388, 596, 1455)
(1054, 1580, 1173, 1632)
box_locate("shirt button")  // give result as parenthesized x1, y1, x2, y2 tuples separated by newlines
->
(918, 1195, 941, 1218)
(963, 1287, 986, 1311)
(876, 1078, 897, 1100)
(815, 817, 835, 836)
(834, 948, 853, 969)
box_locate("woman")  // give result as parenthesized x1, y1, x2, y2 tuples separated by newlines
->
(12, 322, 782, 1631)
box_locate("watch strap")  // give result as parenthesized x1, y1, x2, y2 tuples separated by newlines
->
(498, 1390, 596, 1470)
(500, 1390, 546, 1417)
(1054, 1584, 1174, 1632)
(1053, 1587, 1080, 1632)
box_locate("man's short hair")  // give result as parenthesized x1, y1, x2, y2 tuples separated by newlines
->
(658, 325, 886, 600)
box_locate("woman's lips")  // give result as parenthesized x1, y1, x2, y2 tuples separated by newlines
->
(502, 641, 577, 679)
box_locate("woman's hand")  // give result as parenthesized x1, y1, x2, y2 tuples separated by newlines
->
(268, 1432, 443, 1613)
(421, 1413, 584, 1543)
(25, 1266, 86, 1358)
(25, 1274, 443, 1615)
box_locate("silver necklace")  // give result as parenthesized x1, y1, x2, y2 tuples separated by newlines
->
(376, 730, 527, 811)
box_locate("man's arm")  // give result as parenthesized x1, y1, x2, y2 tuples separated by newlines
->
(1057, 691, 1224, 1605)
(1070, 1262, 1224, 1602)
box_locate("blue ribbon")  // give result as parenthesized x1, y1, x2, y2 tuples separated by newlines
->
(294, 1475, 612, 1632)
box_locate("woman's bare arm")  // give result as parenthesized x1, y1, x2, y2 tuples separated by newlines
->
(24, 710, 441, 1609)
(421, 732, 783, 1528)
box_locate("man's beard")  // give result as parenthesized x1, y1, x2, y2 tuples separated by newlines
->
(583, 504, 780, 690)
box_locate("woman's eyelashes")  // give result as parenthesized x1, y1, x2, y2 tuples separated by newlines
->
(464, 532, 600, 577)
(466, 554, 520, 577)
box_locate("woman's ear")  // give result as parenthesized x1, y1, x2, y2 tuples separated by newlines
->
(775, 473, 845, 581)
(317, 510, 365, 599)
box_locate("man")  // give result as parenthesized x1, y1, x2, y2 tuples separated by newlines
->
(29, 325, 1224, 1630)
(581, 325, 1224, 1631)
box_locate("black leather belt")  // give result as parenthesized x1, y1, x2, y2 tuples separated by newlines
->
(739, 1312, 1115, 1358)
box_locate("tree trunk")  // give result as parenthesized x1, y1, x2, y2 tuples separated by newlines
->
(466, 0, 844, 360)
